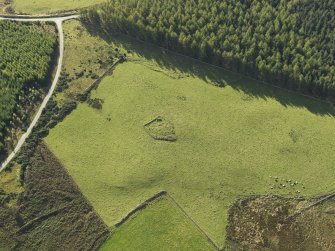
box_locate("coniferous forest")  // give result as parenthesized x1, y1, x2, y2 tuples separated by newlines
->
(82, 0, 335, 100)
(0, 21, 57, 156)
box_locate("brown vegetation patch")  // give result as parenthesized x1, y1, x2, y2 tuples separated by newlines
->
(226, 195, 335, 250)
(0, 143, 109, 250)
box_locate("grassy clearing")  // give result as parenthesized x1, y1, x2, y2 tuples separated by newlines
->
(12, 0, 104, 14)
(101, 195, 217, 251)
(45, 21, 335, 247)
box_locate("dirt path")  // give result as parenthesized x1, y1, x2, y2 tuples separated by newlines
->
(0, 15, 78, 172)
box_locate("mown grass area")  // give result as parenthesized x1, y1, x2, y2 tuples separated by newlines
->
(12, 0, 105, 14)
(45, 20, 335, 247)
(101, 195, 217, 251)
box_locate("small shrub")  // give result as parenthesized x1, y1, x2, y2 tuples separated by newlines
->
(4, 6, 15, 14)
(75, 70, 85, 78)
(87, 98, 104, 109)
(56, 72, 70, 93)
(91, 73, 99, 79)
(57, 101, 77, 121)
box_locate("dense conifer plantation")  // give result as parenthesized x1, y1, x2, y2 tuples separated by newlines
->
(0, 21, 57, 155)
(82, 0, 335, 100)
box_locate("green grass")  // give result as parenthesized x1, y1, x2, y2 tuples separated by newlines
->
(101, 196, 217, 251)
(45, 21, 335, 248)
(12, 0, 105, 14)
(0, 164, 22, 195)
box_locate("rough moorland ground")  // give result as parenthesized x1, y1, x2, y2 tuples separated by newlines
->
(226, 195, 335, 250)
(57, 20, 121, 103)
(45, 20, 335, 248)
(0, 143, 108, 250)
(101, 195, 218, 251)
(11, 0, 104, 14)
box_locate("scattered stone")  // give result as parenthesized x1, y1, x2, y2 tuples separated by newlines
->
(177, 95, 187, 101)
(144, 116, 177, 142)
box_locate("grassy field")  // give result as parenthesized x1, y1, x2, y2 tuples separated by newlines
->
(45, 21, 335, 248)
(12, 0, 105, 14)
(101, 195, 217, 251)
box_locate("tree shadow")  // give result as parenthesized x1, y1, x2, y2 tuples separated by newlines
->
(84, 24, 335, 117)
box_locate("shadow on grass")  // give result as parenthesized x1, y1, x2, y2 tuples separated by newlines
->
(84, 25, 335, 117)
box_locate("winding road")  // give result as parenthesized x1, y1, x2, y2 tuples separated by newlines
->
(0, 15, 78, 172)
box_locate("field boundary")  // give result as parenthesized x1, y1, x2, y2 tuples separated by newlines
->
(286, 191, 335, 221)
(114, 190, 167, 228)
(115, 33, 335, 107)
(42, 142, 110, 251)
(167, 194, 222, 250)
(0, 12, 77, 19)
(42, 143, 109, 229)
(111, 191, 221, 250)
(80, 57, 125, 100)
(16, 205, 70, 234)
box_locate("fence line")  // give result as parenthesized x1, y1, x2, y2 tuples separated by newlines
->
(286, 191, 335, 222)
(114, 191, 167, 228)
(166, 194, 222, 251)
(119, 33, 335, 106)
(81, 57, 124, 99)
(112, 190, 223, 250)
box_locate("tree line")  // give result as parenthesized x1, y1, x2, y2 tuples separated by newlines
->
(0, 21, 57, 156)
(81, 0, 335, 100)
